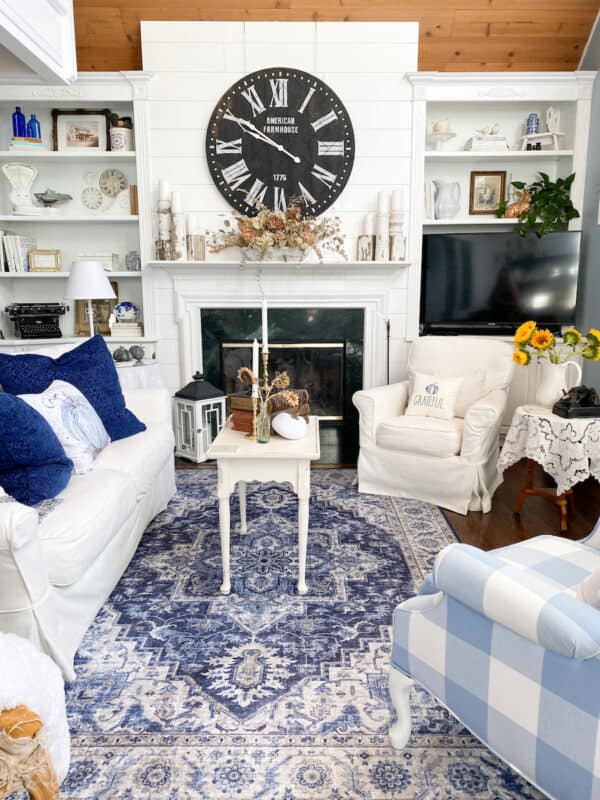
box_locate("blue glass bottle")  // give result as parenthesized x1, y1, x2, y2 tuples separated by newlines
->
(12, 106, 26, 137)
(26, 114, 41, 139)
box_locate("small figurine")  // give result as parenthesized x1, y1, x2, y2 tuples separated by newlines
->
(504, 189, 532, 218)
(476, 122, 500, 136)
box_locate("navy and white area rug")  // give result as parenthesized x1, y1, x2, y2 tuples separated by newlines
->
(63, 469, 544, 799)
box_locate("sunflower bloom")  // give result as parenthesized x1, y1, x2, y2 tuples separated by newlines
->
(513, 349, 530, 366)
(531, 329, 555, 351)
(515, 320, 536, 345)
(563, 327, 582, 346)
(588, 328, 600, 347)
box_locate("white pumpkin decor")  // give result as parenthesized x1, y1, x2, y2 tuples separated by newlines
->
(272, 412, 308, 440)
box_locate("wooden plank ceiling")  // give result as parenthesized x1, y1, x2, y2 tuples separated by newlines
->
(73, 0, 599, 73)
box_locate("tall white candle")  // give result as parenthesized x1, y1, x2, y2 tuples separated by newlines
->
(377, 191, 391, 215)
(171, 191, 182, 213)
(363, 213, 376, 236)
(261, 298, 269, 354)
(391, 189, 404, 212)
(251, 338, 259, 397)
(186, 213, 197, 235)
(159, 178, 170, 202)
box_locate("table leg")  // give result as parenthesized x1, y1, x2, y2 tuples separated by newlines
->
(514, 458, 574, 533)
(514, 459, 535, 514)
(219, 496, 231, 595)
(297, 460, 311, 596)
(239, 480, 247, 534)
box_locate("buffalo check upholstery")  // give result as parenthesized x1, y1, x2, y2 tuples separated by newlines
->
(392, 522, 600, 800)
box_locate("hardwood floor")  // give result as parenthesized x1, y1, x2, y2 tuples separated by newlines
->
(446, 460, 600, 550)
(176, 457, 600, 550)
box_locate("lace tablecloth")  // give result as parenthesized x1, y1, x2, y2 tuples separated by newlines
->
(497, 405, 600, 495)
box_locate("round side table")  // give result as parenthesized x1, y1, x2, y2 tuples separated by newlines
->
(497, 404, 600, 532)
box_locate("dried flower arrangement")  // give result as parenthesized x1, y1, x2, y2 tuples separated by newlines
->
(208, 200, 346, 262)
(236, 365, 291, 404)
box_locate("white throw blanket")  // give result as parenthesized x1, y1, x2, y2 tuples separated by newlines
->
(0, 632, 70, 782)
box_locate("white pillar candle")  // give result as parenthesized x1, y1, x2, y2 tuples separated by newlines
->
(391, 189, 404, 212)
(377, 191, 391, 215)
(159, 178, 170, 202)
(362, 213, 376, 236)
(251, 338, 259, 397)
(261, 298, 269, 354)
(186, 213, 197, 235)
(171, 191, 182, 213)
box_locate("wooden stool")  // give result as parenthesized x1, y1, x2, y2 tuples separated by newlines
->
(514, 458, 575, 533)
(0, 705, 59, 800)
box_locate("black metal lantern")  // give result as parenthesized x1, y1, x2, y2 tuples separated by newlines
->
(173, 371, 227, 462)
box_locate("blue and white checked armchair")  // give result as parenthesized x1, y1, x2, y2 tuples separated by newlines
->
(390, 524, 600, 800)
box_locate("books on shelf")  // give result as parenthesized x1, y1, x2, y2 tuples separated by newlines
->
(0, 232, 36, 272)
(109, 321, 143, 337)
(465, 135, 510, 152)
(9, 137, 47, 151)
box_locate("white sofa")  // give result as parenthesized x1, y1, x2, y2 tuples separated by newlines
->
(353, 336, 514, 514)
(0, 388, 176, 681)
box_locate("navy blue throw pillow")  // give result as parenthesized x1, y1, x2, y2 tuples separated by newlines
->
(0, 336, 145, 442)
(0, 393, 73, 505)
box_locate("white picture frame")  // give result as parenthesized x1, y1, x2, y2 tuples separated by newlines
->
(53, 111, 109, 152)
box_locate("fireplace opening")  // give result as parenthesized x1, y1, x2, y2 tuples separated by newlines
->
(222, 342, 345, 421)
(201, 307, 363, 464)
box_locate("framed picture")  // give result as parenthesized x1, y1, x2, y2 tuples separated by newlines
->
(29, 249, 61, 272)
(469, 171, 507, 215)
(52, 109, 111, 152)
(76, 280, 118, 336)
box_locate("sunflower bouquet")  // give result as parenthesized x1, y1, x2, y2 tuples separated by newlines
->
(513, 321, 600, 366)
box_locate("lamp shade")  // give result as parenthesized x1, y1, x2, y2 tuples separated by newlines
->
(65, 260, 116, 300)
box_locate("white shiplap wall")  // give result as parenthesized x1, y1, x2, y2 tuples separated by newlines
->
(141, 21, 419, 391)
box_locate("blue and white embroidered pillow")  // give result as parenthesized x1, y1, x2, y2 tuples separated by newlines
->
(405, 372, 463, 420)
(19, 380, 110, 474)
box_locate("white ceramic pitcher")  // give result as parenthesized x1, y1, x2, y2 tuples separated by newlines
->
(433, 180, 460, 220)
(535, 360, 582, 408)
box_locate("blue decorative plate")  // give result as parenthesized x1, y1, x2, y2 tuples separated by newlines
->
(113, 301, 140, 322)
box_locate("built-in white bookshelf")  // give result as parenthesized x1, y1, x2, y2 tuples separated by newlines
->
(0, 73, 153, 344)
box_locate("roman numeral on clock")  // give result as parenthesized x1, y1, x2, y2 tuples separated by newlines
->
(311, 110, 337, 132)
(246, 178, 268, 208)
(241, 85, 266, 117)
(298, 86, 316, 114)
(318, 141, 345, 156)
(216, 138, 243, 155)
(269, 78, 288, 108)
(274, 186, 287, 211)
(298, 181, 317, 206)
(222, 159, 251, 191)
(312, 164, 337, 189)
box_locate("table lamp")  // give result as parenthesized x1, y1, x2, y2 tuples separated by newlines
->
(65, 260, 116, 337)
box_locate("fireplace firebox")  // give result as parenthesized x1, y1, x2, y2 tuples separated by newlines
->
(201, 308, 364, 464)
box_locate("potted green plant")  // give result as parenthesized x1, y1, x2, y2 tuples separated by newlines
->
(496, 171, 579, 237)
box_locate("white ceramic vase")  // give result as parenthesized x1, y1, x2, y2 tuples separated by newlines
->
(535, 360, 582, 408)
(433, 180, 460, 220)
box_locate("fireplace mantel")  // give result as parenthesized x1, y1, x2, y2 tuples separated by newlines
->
(147, 260, 410, 392)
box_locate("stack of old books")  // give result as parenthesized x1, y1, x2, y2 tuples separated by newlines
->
(229, 389, 310, 434)
(464, 134, 509, 151)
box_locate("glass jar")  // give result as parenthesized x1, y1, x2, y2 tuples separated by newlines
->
(256, 400, 271, 443)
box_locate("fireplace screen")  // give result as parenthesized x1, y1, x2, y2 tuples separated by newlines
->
(221, 342, 345, 421)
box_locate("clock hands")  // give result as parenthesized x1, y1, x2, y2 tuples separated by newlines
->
(225, 111, 301, 164)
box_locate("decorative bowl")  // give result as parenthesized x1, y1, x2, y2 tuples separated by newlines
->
(113, 301, 140, 322)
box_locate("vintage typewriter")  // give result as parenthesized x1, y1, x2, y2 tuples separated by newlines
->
(5, 302, 68, 339)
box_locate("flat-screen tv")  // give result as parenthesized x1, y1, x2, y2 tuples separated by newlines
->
(420, 230, 580, 335)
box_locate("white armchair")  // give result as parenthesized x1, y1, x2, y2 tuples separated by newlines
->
(353, 336, 514, 514)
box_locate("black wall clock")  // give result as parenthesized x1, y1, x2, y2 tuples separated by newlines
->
(206, 67, 355, 216)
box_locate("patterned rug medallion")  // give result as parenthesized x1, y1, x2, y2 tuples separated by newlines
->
(63, 469, 545, 799)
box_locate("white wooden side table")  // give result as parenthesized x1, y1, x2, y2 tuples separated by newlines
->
(207, 417, 320, 595)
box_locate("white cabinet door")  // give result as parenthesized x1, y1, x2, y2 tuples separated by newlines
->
(0, 0, 76, 84)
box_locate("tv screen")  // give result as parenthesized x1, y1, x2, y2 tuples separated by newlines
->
(421, 231, 580, 334)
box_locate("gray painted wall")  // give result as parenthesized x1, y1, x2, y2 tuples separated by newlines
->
(576, 72, 600, 384)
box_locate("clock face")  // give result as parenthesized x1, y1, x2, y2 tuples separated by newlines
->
(206, 68, 355, 216)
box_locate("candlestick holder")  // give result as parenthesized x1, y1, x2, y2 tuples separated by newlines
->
(257, 351, 271, 444)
